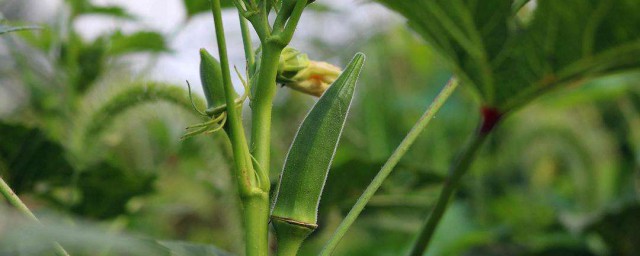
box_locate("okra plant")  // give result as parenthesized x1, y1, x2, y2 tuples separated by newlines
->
(190, 0, 639, 255)
(186, 0, 370, 255)
(3, 0, 640, 255)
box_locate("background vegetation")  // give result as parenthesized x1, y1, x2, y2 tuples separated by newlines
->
(1, 0, 639, 255)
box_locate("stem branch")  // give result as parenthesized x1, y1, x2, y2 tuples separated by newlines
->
(320, 78, 459, 255)
(407, 122, 493, 256)
(211, 0, 254, 194)
(211, 1, 270, 255)
(250, 44, 283, 187)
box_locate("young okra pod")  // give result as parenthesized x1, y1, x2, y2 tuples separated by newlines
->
(271, 53, 365, 255)
(200, 48, 234, 109)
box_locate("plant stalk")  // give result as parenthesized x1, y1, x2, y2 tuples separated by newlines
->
(250, 44, 283, 182)
(210, 0, 253, 193)
(0, 177, 71, 256)
(407, 123, 493, 256)
(320, 78, 459, 255)
(210, 1, 269, 255)
(240, 192, 271, 256)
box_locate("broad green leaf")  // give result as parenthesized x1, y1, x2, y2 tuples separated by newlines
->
(376, 0, 640, 111)
(66, 0, 134, 18)
(75, 37, 107, 93)
(272, 53, 365, 225)
(0, 207, 234, 255)
(109, 31, 169, 56)
(587, 202, 640, 255)
(84, 6, 135, 19)
(183, 0, 235, 18)
(0, 210, 166, 255)
(0, 123, 73, 194)
(71, 162, 155, 219)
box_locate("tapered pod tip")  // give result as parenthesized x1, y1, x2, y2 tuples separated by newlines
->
(352, 52, 366, 64)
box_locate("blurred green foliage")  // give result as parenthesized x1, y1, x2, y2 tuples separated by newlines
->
(0, 0, 639, 255)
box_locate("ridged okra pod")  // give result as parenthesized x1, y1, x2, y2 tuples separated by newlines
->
(271, 53, 365, 255)
(199, 48, 233, 109)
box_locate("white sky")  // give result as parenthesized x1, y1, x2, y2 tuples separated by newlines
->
(13, 0, 400, 95)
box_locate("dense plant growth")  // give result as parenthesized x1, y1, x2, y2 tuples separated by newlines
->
(1, 0, 639, 255)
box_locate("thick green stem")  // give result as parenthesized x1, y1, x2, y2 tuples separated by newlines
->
(408, 128, 491, 256)
(211, 1, 269, 255)
(241, 192, 271, 256)
(320, 79, 459, 255)
(211, 0, 254, 193)
(250, 44, 283, 183)
(0, 177, 71, 256)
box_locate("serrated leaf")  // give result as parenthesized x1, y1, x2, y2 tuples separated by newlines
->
(272, 53, 365, 225)
(376, 0, 640, 111)
(109, 31, 169, 56)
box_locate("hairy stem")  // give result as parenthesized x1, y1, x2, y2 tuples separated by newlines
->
(211, 1, 269, 255)
(241, 192, 271, 256)
(408, 123, 493, 256)
(0, 177, 70, 256)
(211, 0, 253, 193)
(250, 44, 283, 186)
(320, 78, 459, 255)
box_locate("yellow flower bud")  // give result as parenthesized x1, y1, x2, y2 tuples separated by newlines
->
(285, 61, 342, 97)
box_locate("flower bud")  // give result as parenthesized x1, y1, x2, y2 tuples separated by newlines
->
(285, 61, 342, 97)
(275, 47, 342, 97)
(276, 47, 311, 84)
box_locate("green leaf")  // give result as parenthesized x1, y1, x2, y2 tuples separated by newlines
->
(0, 123, 74, 194)
(108, 31, 169, 56)
(75, 37, 107, 93)
(183, 0, 235, 19)
(71, 162, 155, 219)
(66, 0, 134, 18)
(587, 202, 640, 255)
(272, 53, 366, 225)
(376, 0, 640, 111)
(84, 6, 135, 19)
(0, 206, 233, 255)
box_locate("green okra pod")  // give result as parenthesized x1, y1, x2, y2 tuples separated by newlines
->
(271, 53, 365, 254)
(200, 48, 234, 109)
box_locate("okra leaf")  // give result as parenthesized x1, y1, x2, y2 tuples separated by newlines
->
(66, 0, 134, 19)
(183, 0, 235, 19)
(376, 0, 640, 111)
(108, 31, 169, 56)
(272, 53, 365, 225)
(0, 123, 73, 194)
